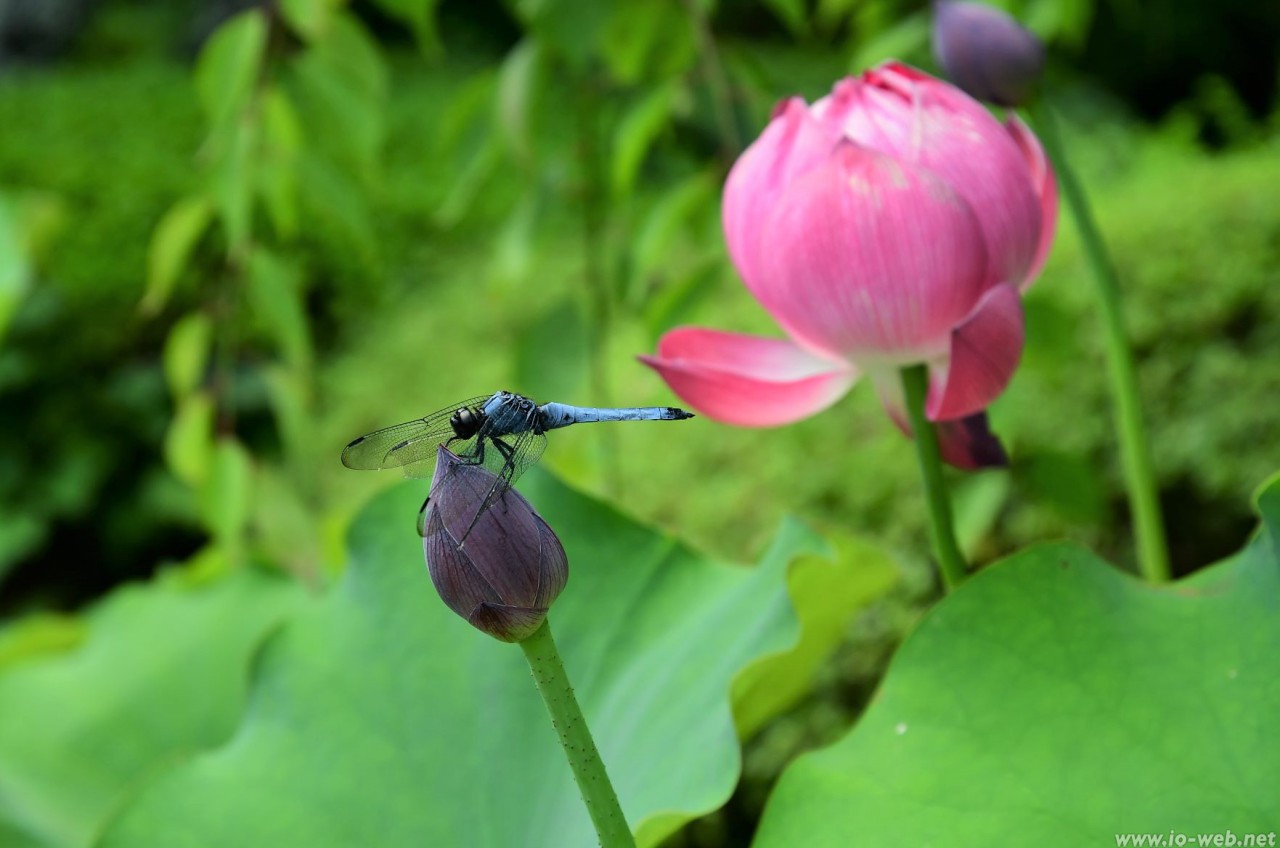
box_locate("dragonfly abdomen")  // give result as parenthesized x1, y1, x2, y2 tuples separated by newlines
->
(537, 403, 695, 431)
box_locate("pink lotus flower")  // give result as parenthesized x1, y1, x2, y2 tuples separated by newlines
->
(639, 61, 1057, 468)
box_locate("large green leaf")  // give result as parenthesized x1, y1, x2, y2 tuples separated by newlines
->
(732, 532, 896, 739)
(100, 473, 883, 847)
(754, 480, 1280, 847)
(0, 568, 303, 848)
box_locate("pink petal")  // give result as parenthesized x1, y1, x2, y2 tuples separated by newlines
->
(754, 143, 990, 359)
(1005, 114, 1059, 286)
(637, 327, 857, 427)
(926, 283, 1024, 421)
(814, 62, 1044, 289)
(722, 98, 840, 294)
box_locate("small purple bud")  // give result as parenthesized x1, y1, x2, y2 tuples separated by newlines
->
(937, 411, 1009, 470)
(423, 447, 568, 642)
(932, 1, 1045, 107)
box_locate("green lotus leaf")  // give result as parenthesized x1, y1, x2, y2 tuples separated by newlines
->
(101, 472, 892, 847)
(754, 478, 1280, 847)
(0, 567, 303, 848)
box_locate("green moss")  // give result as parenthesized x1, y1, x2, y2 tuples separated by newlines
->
(0, 60, 200, 303)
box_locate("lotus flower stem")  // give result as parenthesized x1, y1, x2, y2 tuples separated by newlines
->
(1027, 100, 1171, 583)
(901, 364, 968, 591)
(520, 620, 635, 848)
(682, 0, 742, 159)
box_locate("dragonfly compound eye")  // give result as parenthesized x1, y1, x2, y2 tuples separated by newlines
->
(451, 408, 482, 439)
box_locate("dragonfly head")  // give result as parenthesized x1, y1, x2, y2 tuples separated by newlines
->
(450, 405, 485, 440)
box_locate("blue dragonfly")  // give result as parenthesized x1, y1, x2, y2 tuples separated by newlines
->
(342, 391, 695, 539)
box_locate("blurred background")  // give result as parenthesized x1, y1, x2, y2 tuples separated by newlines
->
(0, 0, 1278, 841)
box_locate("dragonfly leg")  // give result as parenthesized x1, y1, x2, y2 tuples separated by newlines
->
(445, 434, 487, 467)
(416, 495, 430, 537)
(492, 437, 516, 465)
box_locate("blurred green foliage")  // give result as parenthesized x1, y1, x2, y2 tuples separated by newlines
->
(1, 0, 1275, 605)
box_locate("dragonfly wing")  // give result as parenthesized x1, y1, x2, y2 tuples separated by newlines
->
(498, 429, 547, 487)
(341, 395, 493, 478)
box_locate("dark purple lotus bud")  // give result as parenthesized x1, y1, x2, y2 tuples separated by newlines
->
(932, 1, 1045, 107)
(936, 411, 1009, 470)
(423, 447, 568, 642)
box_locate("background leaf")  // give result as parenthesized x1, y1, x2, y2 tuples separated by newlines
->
(247, 249, 312, 371)
(162, 391, 215, 487)
(0, 194, 30, 339)
(731, 531, 897, 739)
(194, 11, 269, 127)
(258, 86, 303, 240)
(100, 473, 861, 848)
(141, 197, 211, 315)
(753, 482, 1280, 847)
(763, 0, 809, 37)
(197, 438, 254, 564)
(370, 0, 443, 53)
(287, 11, 388, 179)
(514, 0, 616, 71)
(610, 83, 678, 200)
(209, 120, 257, 254)
(279, 0, 342, 42)
(496, 39, 542, 166)
(161, 312, 213, 401)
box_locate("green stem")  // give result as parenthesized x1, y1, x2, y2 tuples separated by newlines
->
(1028, 99, 1171, 582)
(682, 0, 742, 160)
(520, 620, 635, 848)
(900, 365, 967, 592)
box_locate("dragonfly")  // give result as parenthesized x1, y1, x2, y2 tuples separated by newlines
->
(341, 391, 695, 540)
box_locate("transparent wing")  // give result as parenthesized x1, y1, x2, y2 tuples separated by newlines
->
(341, 395, 493, 478)
(491, 428, 548, 488)
(460, 406, 545, 475)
